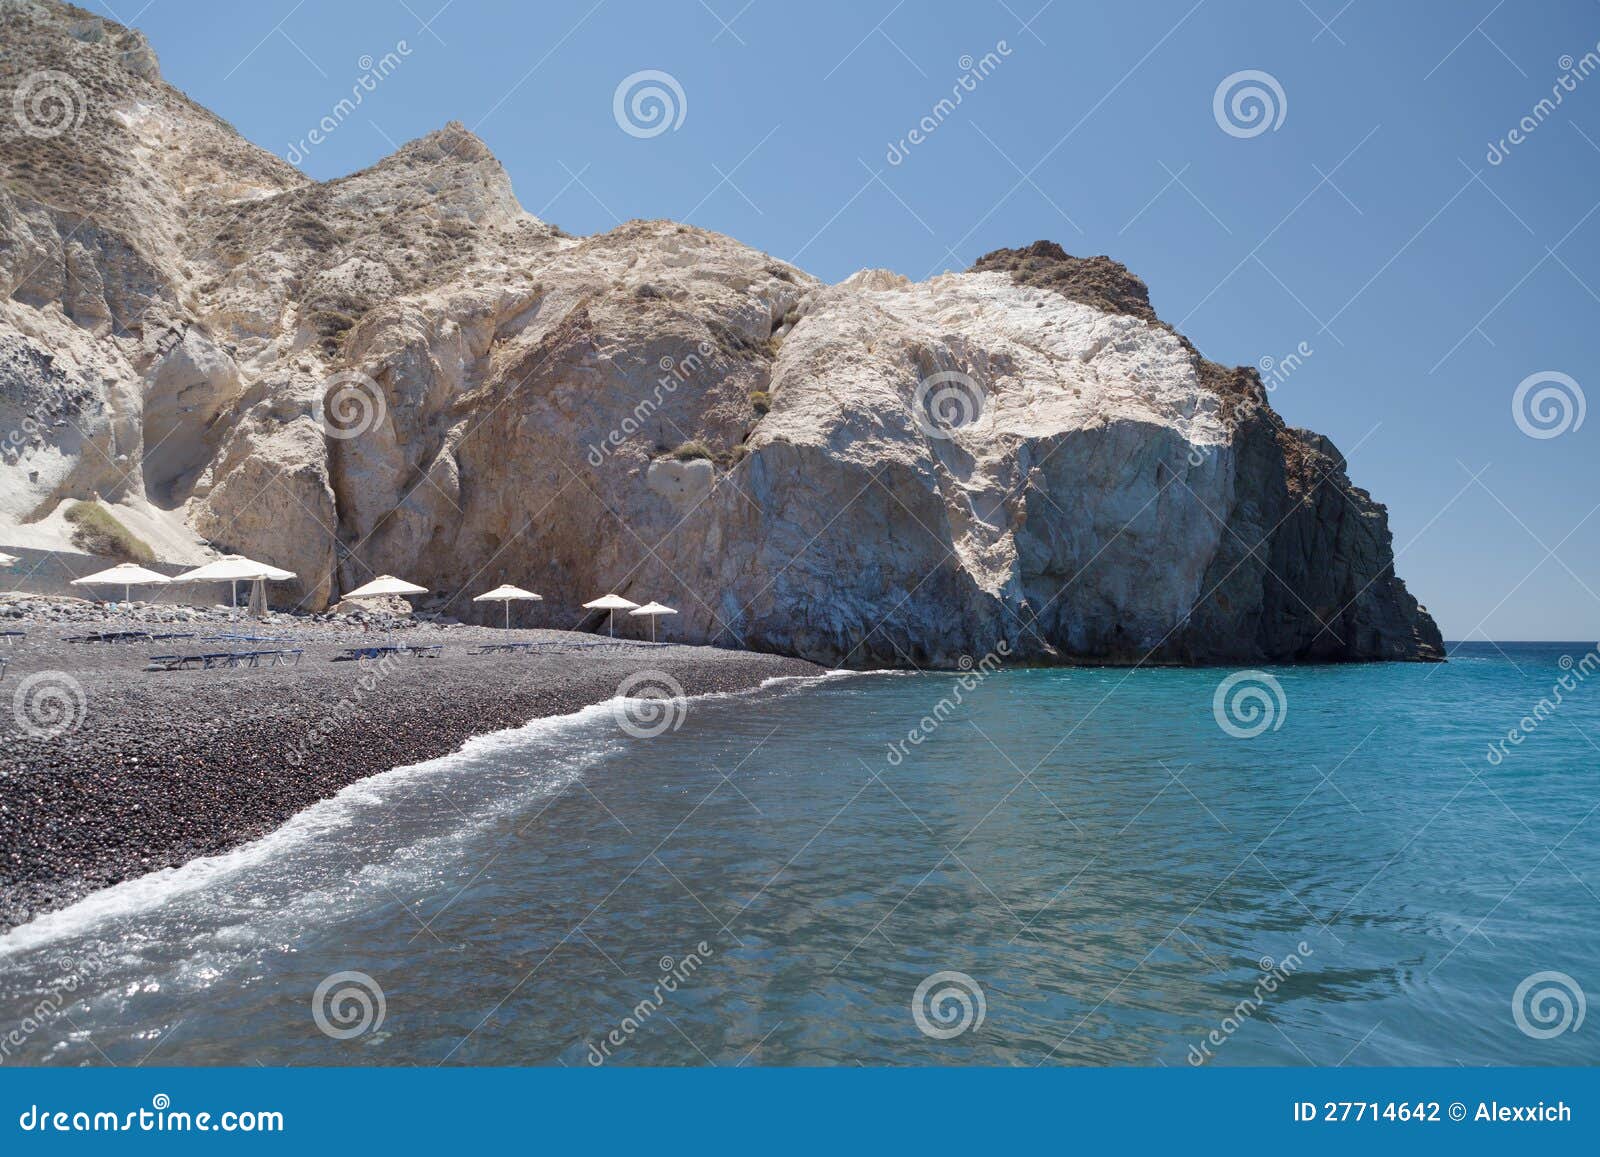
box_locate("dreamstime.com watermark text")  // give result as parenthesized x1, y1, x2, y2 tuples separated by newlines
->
(17, 1095, 283, 1134)
(284, 651, 402, 766)
(1188, 941, 1313, 1064)
(586, 342, 717, 466)
(884, 642, 1011, 765)
(1188, 343, 1312, 467)
(284, 42, 413, 165)
(885, 41, 1013, 166)
(0, 976, 80, 1064)
(1486, 43, 1600, 165)
(585, 941, 715, 1064)
(1485, 647, 1600, 765)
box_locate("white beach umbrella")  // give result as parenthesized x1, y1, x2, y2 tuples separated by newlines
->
(0, 551, 18, 568)
(343, 574, 428, 600)
(173, 555, 297, 607)
(174, 555, 291, 582)
(336, 576, 425, 643)
(70, 562, 171, 603)
(583, 593, 639, 637)
(627, 600, 677, 642)
(342, 575, 428, 640)
(473, 583, 542, 630)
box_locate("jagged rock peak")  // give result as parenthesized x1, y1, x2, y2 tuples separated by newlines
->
(389, 120, 499, 165)
(1, 0, 160, 81)
(971, 241, 1159, 325)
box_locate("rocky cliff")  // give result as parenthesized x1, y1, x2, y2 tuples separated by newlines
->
(0, 1, 1443, 666)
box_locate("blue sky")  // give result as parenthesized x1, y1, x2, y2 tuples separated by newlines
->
(122, 0, 1600, 641)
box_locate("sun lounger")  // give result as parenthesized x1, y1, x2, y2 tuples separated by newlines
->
(145, 648, 304, 672)
(462, 637, 678, 657)
(335, 643, 443, 662)
(68, 629, 193, 645)
(335, 645, 389, 662)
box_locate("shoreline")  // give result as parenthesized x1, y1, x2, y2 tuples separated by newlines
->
(0, 679, 857, 959)
(0, 599, 821, 931)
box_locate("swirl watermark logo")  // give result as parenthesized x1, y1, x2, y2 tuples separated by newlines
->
(11, 671, 87, 740)
(1213, 69, 1287, 139)
(1512, 970, 1586, 1039)
(613, 670, 688, 738)
(1211, 670, 1286, 738)
(315, 370, 388, 441)
(12, 69, 87, 138)
(911, 970, 986, 1040)
(311, 970, 386, 1040)
(613, 70, 687, 138)
(1512, 371, 1585, 440)
(912, 370, 986, 439)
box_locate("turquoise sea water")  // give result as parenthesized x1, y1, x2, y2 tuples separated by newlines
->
(1, 642, 1596, 1066)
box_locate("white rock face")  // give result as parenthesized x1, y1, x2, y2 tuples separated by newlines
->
(0, 1, 1441, 665)
(737, 269, 1236, 661)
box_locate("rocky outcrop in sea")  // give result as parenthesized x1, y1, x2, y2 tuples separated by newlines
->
(0, 0, 1442, 666)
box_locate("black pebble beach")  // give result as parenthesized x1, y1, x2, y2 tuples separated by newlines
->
(0, 597, 821, 931)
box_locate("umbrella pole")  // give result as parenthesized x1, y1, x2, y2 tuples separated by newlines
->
(504, 601, 510, 631)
